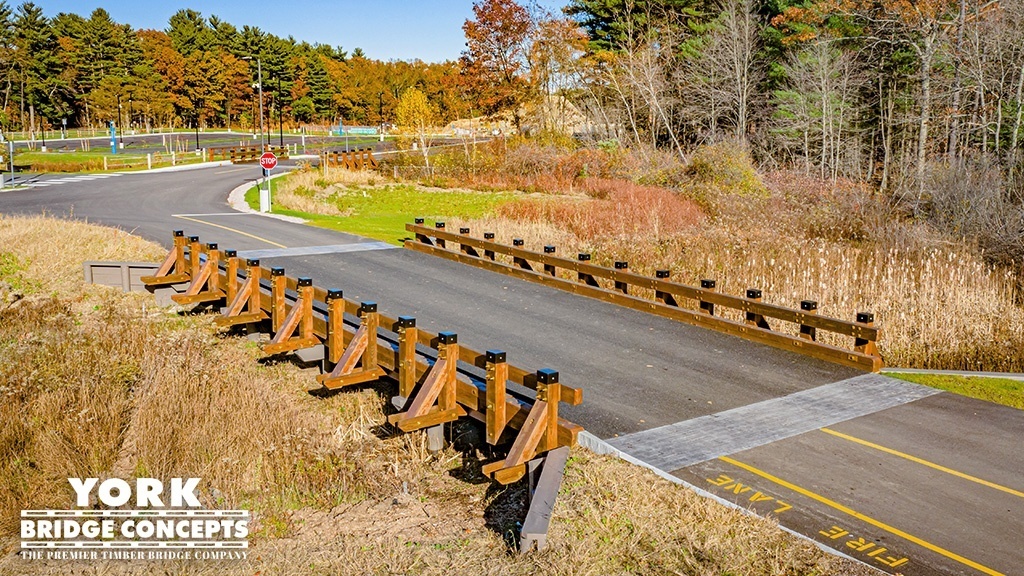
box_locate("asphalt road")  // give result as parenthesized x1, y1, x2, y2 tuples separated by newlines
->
(1, 166, 1020, 576)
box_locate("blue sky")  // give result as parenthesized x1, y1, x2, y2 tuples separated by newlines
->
(34, 0, 564, 63)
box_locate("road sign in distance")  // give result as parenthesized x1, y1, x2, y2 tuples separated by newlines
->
(259, 152, 278, 171)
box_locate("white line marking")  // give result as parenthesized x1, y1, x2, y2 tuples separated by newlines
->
(237, 242, 397, 259)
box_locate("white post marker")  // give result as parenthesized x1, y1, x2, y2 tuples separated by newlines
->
(259, 151, 278, 213)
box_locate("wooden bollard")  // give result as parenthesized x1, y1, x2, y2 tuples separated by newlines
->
(485, 349, 508, 445)
(396, 316, 418, 398)
(745, 289, 771, 329)
(614, 261, 629, 294)
(271, 267, 287, 332)
(543, 246, 557, 276)
(699, 279, 716, 315)
(855, 312, 878, 356)
(325, 289, 345, 368)
(484, 233, 496, 260)
(296, 277, 315, 341)
(655, 270, 678, 306)
(577, 253, 599, 286)
(799, 300, 818, 341)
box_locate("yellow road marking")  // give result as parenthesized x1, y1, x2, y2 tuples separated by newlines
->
(718, 455, 1004, 576)
(172, 215, 287, 248)
(821, 427, 1024, 500)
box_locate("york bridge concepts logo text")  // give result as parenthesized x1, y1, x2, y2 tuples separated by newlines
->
(20, 478, 248, 561)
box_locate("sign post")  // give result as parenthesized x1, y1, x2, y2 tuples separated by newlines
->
(258, 152, 278, 213)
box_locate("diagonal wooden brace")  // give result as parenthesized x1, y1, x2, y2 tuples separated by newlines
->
(216, 259, 268, 327)
(141, 230, 190, 286)
(316, 301, 385, 389)
(388, 332, 465, 431)
(482, 369, 561, 484)
(172, 243, 225, 305)
(263, 277, 319, 354)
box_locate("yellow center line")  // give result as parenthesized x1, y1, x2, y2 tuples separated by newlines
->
(820, 427, 1024, 500)
(718, 455, 1004, 576)
(172, 215, 287, 248)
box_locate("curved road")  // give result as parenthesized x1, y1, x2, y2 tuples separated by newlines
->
(1, 166, 1020, 576)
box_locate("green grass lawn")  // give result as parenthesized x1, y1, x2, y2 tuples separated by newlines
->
(246, 178, 514, 244)
(887, 372, 1024, 410)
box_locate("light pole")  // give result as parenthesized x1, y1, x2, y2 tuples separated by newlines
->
(116, 93, 124, 148)
(243, 56, 265, 151)
(277, 76, 283, 148)
(378, 91, 384, 140)
(243, 56, 270, 212)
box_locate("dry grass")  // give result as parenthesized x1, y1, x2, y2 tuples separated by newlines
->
(0, 215, 871, 575)
(453, 147, 1024, 372)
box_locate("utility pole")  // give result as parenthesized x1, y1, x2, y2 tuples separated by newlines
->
(243, 56, 265, 151)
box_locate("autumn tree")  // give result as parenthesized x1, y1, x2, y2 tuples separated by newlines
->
(395, 86, 435, 167)
(461, 0, 533, 130)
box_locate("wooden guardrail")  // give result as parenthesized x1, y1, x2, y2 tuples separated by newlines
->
(207, 145, 290, 163)
(139, 230, 583, 485)
(322, 148, 378, 170)
(404, 221, 883, 372)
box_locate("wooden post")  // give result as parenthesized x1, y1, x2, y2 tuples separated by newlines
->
(854, 312, 879, 356)
(613, 262, 629, 294)
(543, 246, 557, 276)
(485, 350, 508, 445)
(577, 253, 599, 287)
(172, 230, 187, 275)
(326, 289, 345, 366)
(225, 250, 239, 303)
(206, 244, 221, 292)
(745, 289, 771, 330)
(360, 302, 379, 369)
(536, 369, 561, 452)
(512, 239, 533, 270)
(655, 270, 678, 306)
(188, 236, 201, 278)
(699, 279, 716, 315)
(799, 300, 818, 341)
(459, 228, 479, 257)
(413, 218, 432, 245)
(435, 222, 446, 249)
(247, 259, 262, 316)
(271, 267, 286, 332)
(299, 278, 315, 340)
(484, 233, 496, 260)
(396, 316, 418, 398)
(437, 332, 458, 413)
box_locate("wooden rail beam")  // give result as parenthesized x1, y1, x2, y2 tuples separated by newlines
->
(404, 227, 883, 372)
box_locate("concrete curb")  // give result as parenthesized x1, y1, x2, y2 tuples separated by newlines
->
(882, 368, 1024, 381)
(225, 170, 306, 224)
(576, 431, 878, 571)
(117, 160, 233, 174)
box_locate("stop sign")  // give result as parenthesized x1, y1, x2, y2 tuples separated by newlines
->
(259, 152, 278, 171)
